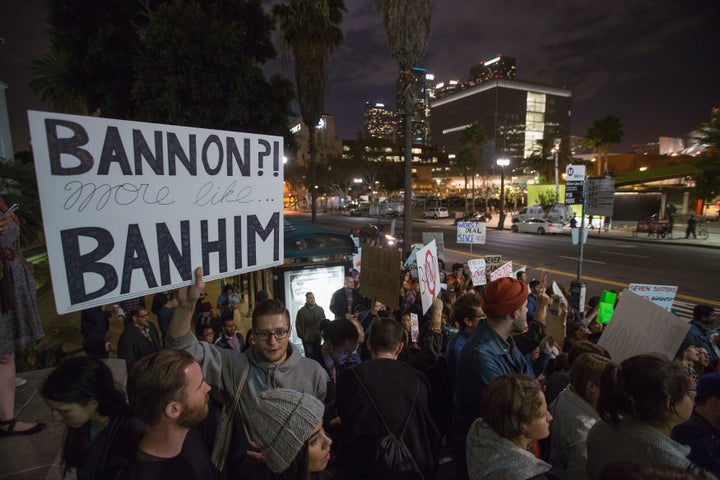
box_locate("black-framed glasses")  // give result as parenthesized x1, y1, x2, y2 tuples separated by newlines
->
(255, 329, 290, 341)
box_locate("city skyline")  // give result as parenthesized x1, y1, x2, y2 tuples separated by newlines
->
(2, 1, 719, 154)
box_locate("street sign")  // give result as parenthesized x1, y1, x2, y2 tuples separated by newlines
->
(564, 165, 585, 205)
(587, 178, 615, 216)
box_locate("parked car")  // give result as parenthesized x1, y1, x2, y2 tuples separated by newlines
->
(511, 218, 565, 235)
(347, 205, 362, 216)
(454, 211, 490, 225)
(422, 207, 449, 219)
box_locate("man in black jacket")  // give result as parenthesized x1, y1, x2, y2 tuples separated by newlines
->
(336, 316, 441, 480)
(118, 308, 161, 370)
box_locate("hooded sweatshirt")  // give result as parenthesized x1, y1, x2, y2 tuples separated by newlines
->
(466, 419, 552, 480)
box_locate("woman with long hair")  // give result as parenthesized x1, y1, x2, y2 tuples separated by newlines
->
(586, 354, 709, 479)
(249, 388, 332, 479)
(41, 356, 145, 479)
(466, 373, 554, 479)
(549, 353, 616, 479)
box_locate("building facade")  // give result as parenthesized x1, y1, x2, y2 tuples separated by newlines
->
(469, 55, 517, 84)
(396, 67, 433, 146)
(430, 78, 572, 170)
(290, 114, 344, 167)
(362, 102, 397, 141)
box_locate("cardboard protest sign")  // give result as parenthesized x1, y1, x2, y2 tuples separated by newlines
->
(359, 246, 401, 309)
(28, 111, 283, 313)
(490, 261, 513, 281)
(416, 240, 441, 314)
(422, 232, 445, 261)
(484, 255, 502, 273)
(467, 258, 487, 286)
(546, 313, 567, 349)
(598, 290, 690, 363)
(456, 222, 486, 244)
(628, 283, 678, 311)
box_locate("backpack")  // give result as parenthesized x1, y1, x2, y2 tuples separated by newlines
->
(351, 368, 425, 479)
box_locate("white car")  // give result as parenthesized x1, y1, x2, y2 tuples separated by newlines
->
(422, 207, 449, 219)
(511, 218, 565, 235)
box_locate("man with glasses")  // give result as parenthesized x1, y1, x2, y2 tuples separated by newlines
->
(166, 268, 329, 480)
(118, 308, 161, 370)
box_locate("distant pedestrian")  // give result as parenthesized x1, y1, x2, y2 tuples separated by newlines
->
(686, 214, 698, 239)
(570, 214, 577, 229)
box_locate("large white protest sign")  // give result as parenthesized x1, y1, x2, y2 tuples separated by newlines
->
(467, 258, 487, 286)
(490, 261, 513, 281)
(598, 290, 690, 363)
(422, 232, 445, 261)
(416, 240, 440, 314)
(456, 222, 486, 244)
(28, 111, 284, 313)
(628, 283, 678, 311)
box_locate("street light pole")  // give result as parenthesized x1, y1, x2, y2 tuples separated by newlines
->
(496, 158, 510, 229)
(553, 138, 561, 204)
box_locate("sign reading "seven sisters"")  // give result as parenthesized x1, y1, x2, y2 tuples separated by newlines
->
(28, 111, 284, 313)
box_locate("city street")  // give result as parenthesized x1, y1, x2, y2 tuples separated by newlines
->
(290, 210, 720, 310)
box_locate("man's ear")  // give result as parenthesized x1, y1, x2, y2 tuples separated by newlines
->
(394, 342, 404, 356)
(463, 317, 472, 328)
(367, 340, 375, 356)
(164, 401, 182, 420)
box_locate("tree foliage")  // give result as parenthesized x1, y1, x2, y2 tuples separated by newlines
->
(584, 115, 624, 176)
(455, 123, 486, 211)
(371, 0, 433, 247)
(273, 0, 345, 222)
(526, 133, 572, 183)
(32, 0, 295, 139)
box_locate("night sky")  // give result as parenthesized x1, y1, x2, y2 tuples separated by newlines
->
(2, 0, 719, 153)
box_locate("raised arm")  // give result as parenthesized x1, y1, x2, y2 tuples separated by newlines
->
(168, 266, 205, 338)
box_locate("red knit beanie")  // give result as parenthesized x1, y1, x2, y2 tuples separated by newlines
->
(480, 277, 528, 318)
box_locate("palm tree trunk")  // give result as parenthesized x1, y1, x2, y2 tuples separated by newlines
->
(309, 127, 317, 223)
(402, 75, 413, 250)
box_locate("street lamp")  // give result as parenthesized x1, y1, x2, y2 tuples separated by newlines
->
(496, 158, 510, 230)
(552, 138, 561, 204)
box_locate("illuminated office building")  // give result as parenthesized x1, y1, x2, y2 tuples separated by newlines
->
(396, 67, 433, 145)
(469, 55, 517, 84)
(430, 78, 572, 170)
(363, 102, 397, 141)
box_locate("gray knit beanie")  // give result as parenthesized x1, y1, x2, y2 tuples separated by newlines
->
(249, 388, 325, 473)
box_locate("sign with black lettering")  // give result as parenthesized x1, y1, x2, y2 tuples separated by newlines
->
(28, 111, 284, 313)
(587, 178, 615, 216)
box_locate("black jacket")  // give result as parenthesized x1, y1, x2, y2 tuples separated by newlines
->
(336, 358, 441, 480)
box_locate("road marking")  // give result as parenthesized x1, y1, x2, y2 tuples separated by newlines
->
(599, 251, 650, 258)
(559, 255, 606, 264)
(443, 247, 720, 306)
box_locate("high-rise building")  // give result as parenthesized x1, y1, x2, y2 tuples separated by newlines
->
(363, 102, 397, 141)
(430, 78, 572, 170)
(289, 114, 343, 167)
(469, 55, 517, 84)
(396, 67, 433, 145)
(433, 80, 470, 99)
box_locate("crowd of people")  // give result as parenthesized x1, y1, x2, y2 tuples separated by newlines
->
(2, 205, 720, 479)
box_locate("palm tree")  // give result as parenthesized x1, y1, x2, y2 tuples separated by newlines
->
(372, 0, 432, 248)
(29, 50, 89, 115)
(273, 0, 345, 223)
(456, 123, 486, 212)
(584, 115, 623, 176)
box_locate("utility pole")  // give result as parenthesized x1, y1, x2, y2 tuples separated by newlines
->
(553, 138, 561, 204)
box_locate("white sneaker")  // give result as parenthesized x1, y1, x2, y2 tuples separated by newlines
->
(15, 377, 27, 387)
